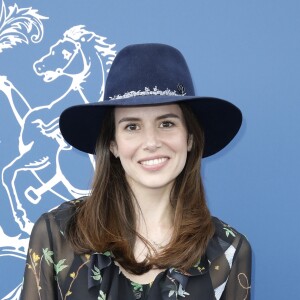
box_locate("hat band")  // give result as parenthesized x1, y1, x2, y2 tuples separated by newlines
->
(109, 86, 186, 100)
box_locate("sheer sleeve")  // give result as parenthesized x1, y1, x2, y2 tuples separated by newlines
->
(20, 213, 57, 300)
(221, 235, 252, 300)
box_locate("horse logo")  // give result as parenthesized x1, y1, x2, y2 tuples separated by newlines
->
(0, 20, 116, 299)
(2, 25, 116, 234)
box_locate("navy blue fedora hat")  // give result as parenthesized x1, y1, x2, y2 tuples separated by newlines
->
(59, 43, 242, 157)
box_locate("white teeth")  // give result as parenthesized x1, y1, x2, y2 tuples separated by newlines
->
(140, 157, 167, 166)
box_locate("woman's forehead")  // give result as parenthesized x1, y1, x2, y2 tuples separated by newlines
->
(114, 104, 183, 119)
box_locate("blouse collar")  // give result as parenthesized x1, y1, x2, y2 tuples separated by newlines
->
(87, 217, 236, 295)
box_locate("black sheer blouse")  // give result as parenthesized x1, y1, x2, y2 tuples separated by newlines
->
(20, 199, 251, 300)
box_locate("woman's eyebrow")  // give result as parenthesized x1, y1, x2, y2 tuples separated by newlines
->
(156, 113, 180, 120)
(118, 117, 140, 124)
(118, 113, 180, 124)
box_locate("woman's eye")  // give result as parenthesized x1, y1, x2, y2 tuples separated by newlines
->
(160, 121, 174, 128)
(125, 124, 139, 131)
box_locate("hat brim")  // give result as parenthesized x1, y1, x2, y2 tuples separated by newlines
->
(59, 95, 242, 158)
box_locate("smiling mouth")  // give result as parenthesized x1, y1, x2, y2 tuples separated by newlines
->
(139, 157, 168, 166)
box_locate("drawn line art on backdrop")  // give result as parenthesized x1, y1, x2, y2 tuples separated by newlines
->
(2, 25, 116, 235)
(0, 1, 117, 297)
(0, 0, 47, 297)
(0, 0, 47, 53)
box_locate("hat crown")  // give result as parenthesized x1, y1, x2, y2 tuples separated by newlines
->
(59, 43, 242, 157)
(104, 43, 195, 100)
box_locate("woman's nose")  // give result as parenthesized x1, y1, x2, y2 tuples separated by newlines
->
(142, 128, 162, 151)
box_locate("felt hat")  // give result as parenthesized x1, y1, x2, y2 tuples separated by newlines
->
(59, 43, 242, 157)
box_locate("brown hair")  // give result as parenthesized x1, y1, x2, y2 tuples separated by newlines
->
(66, 103, 214, 274)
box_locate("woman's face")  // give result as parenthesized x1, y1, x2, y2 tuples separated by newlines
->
(110, 104, 192, 192)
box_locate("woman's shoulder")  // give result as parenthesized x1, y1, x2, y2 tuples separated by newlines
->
(51, 197, 87, 230)
(211, 216, 249, 241)
(26, 198, 86, 255)
(50, 197, 86, 217)
(33, 197, 87, 235)
(208, 216, 251, 260)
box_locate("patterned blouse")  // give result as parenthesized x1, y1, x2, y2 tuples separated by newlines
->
(20, 199, 251, 300)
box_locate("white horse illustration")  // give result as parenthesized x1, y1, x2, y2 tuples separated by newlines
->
(2, 25, 116, 234)
(0, 2, 48, 299)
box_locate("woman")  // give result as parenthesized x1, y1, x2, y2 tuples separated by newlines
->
(21, 43, 251, 300)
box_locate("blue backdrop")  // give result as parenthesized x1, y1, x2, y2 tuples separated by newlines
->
(0, 0, 299, 299)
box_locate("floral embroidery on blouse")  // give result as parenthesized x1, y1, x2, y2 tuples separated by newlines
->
(26, 247, 91, 300)
(20, 199, 252, 300)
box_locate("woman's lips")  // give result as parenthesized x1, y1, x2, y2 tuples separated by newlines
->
(140, 157, 168, 166)
(138, 157, 169, 170)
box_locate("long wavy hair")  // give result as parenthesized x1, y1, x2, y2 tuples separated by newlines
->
(66, 103, 215, 274)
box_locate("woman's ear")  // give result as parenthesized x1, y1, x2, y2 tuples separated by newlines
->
(187, 134, 193, 151)
(110, 141, 118, 158)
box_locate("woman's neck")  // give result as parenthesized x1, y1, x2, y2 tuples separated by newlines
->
(129, 183, 174, 231)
